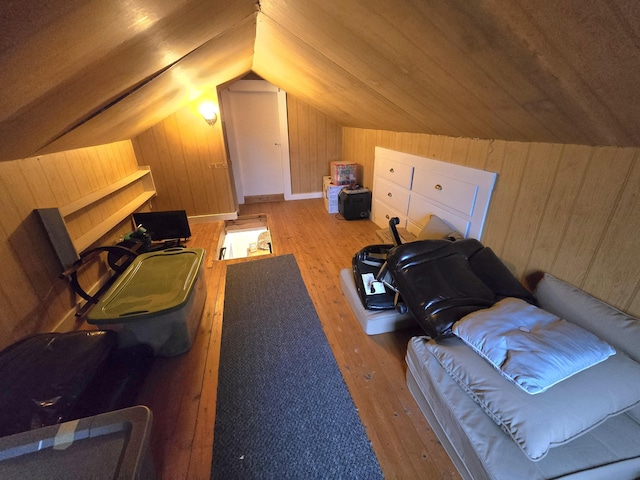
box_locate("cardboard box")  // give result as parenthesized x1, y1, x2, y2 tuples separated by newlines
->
(323, 176, 343, 214)
(330, 162, 357, 185)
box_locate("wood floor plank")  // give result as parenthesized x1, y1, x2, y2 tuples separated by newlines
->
(188, 258, 226, 479)
(138, 199, 460, 479)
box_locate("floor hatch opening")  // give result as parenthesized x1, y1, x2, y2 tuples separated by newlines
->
(217, 214, 273, 260)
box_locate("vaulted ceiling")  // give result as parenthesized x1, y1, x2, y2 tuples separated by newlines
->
(1, 0, 638, 162)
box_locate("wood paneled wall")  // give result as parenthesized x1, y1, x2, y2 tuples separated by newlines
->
(132, 95, 235, 216)
(343, 128, 640, 318)
(0, 93, 341, 350)
(132, 93, 342, 209)
(286, 96, 343, 193)
(0, 141, 144, 349)
(4, 109, 636, 352)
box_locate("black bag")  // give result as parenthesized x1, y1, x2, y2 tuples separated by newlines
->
(351, 244, 398, 310)
(0, 331, 154, 437)
(350, 217, 409, 311)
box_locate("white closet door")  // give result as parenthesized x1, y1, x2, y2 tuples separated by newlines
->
(222, 81, 291, 204)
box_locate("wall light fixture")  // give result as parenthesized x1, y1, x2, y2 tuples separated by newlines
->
(198, 101, 218, 126)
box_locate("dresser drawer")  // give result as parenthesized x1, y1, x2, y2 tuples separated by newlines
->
(412, 167, 478, 217)
(374, 177, 410, 214)
(376, 157, 413, 189)
(373, 198, 407, 230)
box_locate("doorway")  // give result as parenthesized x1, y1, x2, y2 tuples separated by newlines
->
(220, 80, 291, 205)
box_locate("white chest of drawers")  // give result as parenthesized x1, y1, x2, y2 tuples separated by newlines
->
(372, 147, 497, 240)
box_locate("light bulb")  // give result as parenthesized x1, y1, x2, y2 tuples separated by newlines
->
(199, 102, 218, 125)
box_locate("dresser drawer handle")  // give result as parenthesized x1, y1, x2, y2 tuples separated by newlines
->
(389, 168, 394, 173)
(385, 214, 390, 219)
(435, 184, 442, 190)
(387, 192, 392, 197)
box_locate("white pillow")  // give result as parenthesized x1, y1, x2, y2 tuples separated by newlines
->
(453, 297, 615, 394)
(416, 214, 463, 241)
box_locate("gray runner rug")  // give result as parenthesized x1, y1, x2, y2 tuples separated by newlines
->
(211, 254, 383, 479)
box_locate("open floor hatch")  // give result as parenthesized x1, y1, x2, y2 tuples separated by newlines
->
(216, 214, 273, 261)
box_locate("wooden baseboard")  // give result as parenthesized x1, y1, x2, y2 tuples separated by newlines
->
(244, 194, 285, 204)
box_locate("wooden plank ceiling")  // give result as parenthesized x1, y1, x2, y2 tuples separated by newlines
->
(1, 0, 638, 162)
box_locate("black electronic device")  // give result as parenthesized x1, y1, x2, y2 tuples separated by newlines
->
(338, 187, 372, 220)
(131, 210, 191, 241)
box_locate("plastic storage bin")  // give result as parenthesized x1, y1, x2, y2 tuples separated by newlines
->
(0, 405, 155, 480)
(88, 247, 207, 357)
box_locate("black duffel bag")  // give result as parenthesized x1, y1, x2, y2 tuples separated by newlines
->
(351, 244, 398, 310)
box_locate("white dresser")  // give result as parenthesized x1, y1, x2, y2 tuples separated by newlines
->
(372, 147, 497, 240)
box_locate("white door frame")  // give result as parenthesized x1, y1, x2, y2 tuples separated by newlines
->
(221, 80, 292, 204)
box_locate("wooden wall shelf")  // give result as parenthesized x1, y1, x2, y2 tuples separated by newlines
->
(37, 167, 156, 269)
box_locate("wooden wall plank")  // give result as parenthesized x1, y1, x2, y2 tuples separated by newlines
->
(581, 151, 640, 308)
(190, 109, 225, 214)
(479, 140, 530, 257)
(524, 144, 592, 274)
(286, 95, 342, 193)
(140, 128, 174, 207)
(467, 139, 491, 170)
(551, 147, 634, 284)
(174, 109, 208, 213)
(0, 185, 42, 327)
(287, 96, 302, 194)
(7, 161, 73, 319)
(304, 104, 317, 191)
(499, 142, 564, 274)
(38, 151, 73, 206)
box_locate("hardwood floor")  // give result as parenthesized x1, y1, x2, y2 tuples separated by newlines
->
(137, 198, 460, 479)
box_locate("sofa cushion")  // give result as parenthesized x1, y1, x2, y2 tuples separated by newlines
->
(427, 335, 640, 461)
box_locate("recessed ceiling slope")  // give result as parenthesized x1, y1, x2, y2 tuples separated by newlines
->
(36, 14, 257, 156)
(1, 0, 639, 162)
(0, 0, 258, 161)
(257, 0, 640, 147)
